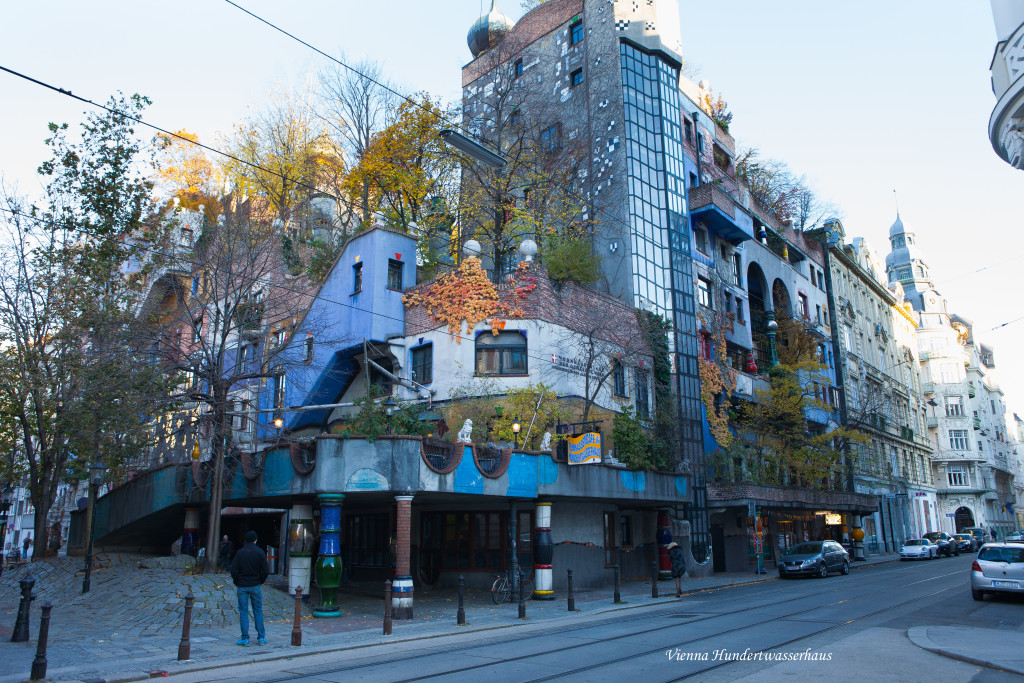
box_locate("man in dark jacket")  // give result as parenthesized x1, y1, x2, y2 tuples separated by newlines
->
(229, 530, 269, 645)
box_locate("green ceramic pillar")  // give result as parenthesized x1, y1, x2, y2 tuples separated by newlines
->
(313, 493, 344, 617)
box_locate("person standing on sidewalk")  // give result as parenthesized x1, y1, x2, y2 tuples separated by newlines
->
(668, 541, 686, 597)
(229, 530, 269, 646)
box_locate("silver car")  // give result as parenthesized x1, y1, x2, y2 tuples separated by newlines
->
(971, 543, 1024, 601)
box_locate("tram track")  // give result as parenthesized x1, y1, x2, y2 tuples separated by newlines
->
(255, 559, 967, 683)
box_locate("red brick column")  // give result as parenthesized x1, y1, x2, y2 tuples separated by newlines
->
(393, 495, 414, 619)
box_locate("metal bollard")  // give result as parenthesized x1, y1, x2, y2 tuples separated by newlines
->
(613, 563, 621, 604)
(383, 580, 393, 635)
(291, 586, 303, 646)
(177, 593, 194, 661)
(457, 575, 466, 626)
(518, 571, 526, 619)
(567, 569, 575, 612)
(12, 578, 35, 642)
(651, 561, 659, 599)
(30, 603, 52, 681)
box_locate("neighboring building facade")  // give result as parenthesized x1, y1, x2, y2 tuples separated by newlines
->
(819, 221, 936, 554)
(988, 1, 1024, 169)
(885, 213, 1017, 538)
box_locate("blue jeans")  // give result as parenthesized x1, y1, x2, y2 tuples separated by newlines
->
(236, 585, 265, 639)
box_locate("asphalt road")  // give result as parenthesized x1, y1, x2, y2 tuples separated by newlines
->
(184, 555, 1022, 683)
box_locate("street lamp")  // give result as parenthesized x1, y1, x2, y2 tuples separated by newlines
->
(273, 414, 284, 430)
(0, 484, 13, 579)
(439, 129, 507, 169)
(383, 396, 397, 435)
(82, 460, 107, 594)
(512, 419, 521, 449)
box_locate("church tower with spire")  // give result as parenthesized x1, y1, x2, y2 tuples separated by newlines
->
(884, 212, 939, 313)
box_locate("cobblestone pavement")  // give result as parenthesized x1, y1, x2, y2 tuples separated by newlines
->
(0, 553, 899, 682)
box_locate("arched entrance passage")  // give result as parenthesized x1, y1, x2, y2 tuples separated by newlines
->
(954, 506, 975, 532)
(772, 279, 792, 319)
(747, 262, 770, 367)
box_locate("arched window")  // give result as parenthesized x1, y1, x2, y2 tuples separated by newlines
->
(475, 331, 528, 376)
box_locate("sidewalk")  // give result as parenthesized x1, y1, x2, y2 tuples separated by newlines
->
(0, 552, 899, 683)
(908, 626, 1024, 676)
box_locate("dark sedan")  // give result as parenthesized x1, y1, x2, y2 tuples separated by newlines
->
(924, 531, 960, 557)
(953, 533, 977, 552)
(778, 541, 850, 578)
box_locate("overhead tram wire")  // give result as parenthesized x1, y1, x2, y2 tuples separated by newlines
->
(0, 64, 343, 211)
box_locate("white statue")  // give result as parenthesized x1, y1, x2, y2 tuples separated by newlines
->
(457, 419, 473, 443)
(539, 432, 552, 451)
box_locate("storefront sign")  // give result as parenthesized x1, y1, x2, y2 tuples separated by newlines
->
(551, 354, 594, 377)
(567, 433, 602, 465)
(825, 514, 842, 525)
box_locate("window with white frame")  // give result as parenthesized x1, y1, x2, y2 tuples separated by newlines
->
(938, 362, 961, 384)
(947, 464, 969, 487)
(945, 395, 964, 417)
(948, 429, 970, 451)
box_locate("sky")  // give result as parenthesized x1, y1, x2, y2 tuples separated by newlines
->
(2, 1, 1021, 408)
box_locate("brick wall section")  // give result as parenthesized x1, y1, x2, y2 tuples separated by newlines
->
(404, 263, 650, 354)
(395, 496, 412, 576)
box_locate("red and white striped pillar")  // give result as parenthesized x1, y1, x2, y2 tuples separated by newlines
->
(533, 501, 554, 600)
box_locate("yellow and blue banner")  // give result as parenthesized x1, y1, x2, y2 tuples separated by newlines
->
(567, 433, 602, 465)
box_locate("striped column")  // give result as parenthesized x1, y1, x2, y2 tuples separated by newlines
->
(393, 495, 414, 619)
(657, 510, 672, 579)
(288, 503, 314, 595)
(533, 501, 554, 600)
(181, 508, 200, 557)
(313, 494, 343, 617)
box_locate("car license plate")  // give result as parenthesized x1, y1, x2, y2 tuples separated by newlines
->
(993, 580, 1018, 588)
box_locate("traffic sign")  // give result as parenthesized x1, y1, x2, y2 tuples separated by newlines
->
(946, 513, 956, 517)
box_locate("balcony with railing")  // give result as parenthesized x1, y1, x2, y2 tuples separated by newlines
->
(687, 183, 755, 245)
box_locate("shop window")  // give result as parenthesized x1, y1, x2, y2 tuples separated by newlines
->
(420, 511, 505, 572)
(346, 513, 389, 568)
(620, 515, 633, 548)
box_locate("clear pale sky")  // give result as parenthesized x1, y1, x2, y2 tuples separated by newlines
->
(2, 1, 1021, 411)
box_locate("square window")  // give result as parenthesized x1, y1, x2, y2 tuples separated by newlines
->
(949, 429, 969, 450)
(570, 68, 584, 88)
(387, 259, 403, 290)
(412, 345, 433, 384)
(353, 262, 363, 294)
(541, 124, 561, 153)
(697, 277, 713, 308)
(570, 19, 583, 45)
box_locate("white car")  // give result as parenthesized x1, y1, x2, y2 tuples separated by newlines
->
(900, 539, 938, 560)
(1003, 530, 1024, 543)
(971, 543, 1024, 600)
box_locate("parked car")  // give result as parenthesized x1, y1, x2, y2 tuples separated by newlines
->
(923, 531, 959, 557)
(778, 540, 850, 578)
(971, 543, 1024, 601)
(1003, 530, 1024, 543)
(962, 527, 990, 547)
(953, 533, 978, 552)
(900, 539, 938, 560)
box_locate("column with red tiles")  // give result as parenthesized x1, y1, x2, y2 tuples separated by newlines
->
(393, 495, 414, 619)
